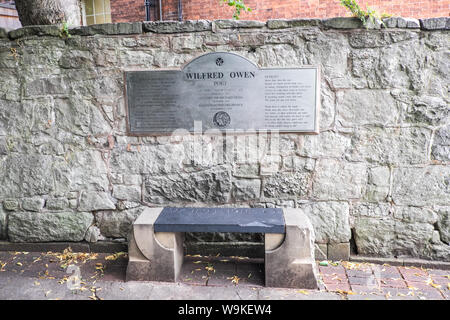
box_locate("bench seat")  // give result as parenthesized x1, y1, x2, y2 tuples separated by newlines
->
(126, 207, 319, 289)
(154, 207, 285, 233)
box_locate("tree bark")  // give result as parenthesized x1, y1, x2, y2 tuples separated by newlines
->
(15, 0, 81, 26)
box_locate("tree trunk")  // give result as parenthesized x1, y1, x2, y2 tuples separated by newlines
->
(15, 0, 81, 26)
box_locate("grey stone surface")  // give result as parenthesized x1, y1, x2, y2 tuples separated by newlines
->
(383, 17, 420, 29)
(0, 207, 6, 239)
(0, 21, 448, 261)
(432, 125, 450, 162)
(300, 201, 351, 244)
(267, 19, 321, 29)
(143, 20, 211, 33)
(8, 25, 61, 40)
(312, 159, 367, 200)
(96, 207, 144, 238)
(7, 211, 93, 242)
(213, 20, 265, 29)
(144, 166, 232, 204)
(45, 198, 69, 211)
(0, 28, 7, 39)
(71, 22, 142, 36)
(112, 185, 141, 202)
(392, 166, 449, 206)
(78, 191, 116, 211)
(349, 127, 431, 165)
(327, 243, 350, 261)
(3, 199, 19, 211)
(21, 197, 45, 212)
(420, 17, 449, 30)
(323, 17, 367, 29)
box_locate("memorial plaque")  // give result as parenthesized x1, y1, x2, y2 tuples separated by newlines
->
(125, 52, 320, 134)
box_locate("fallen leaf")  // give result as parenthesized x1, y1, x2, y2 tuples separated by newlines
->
(105, 252, 127, 261)
(34, 281, 40, 286)
(16, 262, 22, 266)
(227, 275, 240, 285)
(296, 290, 309, 295)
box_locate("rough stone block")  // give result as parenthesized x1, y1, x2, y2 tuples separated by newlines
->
(78, 191, 116, 211)
(420, 17, 450, 30)
(266, 19, 321, 29)
(3, 199, 18, 211)
(144, 166, 231, 204)
(213, 20, 265, 29)
(232, 179, 261, 201)
(45, 197, 69, 211)
(112, 185, 141, 202)
(0, 28, 7, 39)
(323, 17, 365, 29)
(312, 159, 367, 200)
(384, 17, 420, 29)
(353, 217, 396, 256)
(327, 243, 350, 261)
(143, 20, 211, 33)
(349, 127, 431, 165)
(263, 170, 311, 199)
(337, 90, 399, 127)
(431, 125, 449, 162)
(21, 197, 45, 212)
(71, 22, 142, 36)
(8, 25, 61, 40)
(7, 211, 93, 242)
(300, 131, 351, 158)
(300, 201, 351, 244)
(392, 166, 449, 206)
(96, 207, 144, 238)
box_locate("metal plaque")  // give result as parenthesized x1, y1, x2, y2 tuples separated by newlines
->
(125, 52, 319, 135)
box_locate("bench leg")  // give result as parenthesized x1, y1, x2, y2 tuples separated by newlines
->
(265, 208, 319, 289)
(126, 208, 184, 282)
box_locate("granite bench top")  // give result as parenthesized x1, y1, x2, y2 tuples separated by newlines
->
(154, 207, 285, 233)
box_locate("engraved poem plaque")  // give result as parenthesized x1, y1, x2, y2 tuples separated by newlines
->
(125, 52, 319, 134)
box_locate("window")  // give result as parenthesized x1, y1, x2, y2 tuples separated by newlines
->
(82, 0, 111, 25)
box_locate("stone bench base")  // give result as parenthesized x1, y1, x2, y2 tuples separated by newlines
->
(126, 207, 318, 289)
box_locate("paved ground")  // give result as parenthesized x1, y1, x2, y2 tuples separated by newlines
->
(0, 249, 448, 300)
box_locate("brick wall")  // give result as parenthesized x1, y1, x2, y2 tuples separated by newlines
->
(111, 0, 146, 22)
(111, 0, 449, 22)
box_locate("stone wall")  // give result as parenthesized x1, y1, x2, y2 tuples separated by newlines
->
(0, 17, 449, 261)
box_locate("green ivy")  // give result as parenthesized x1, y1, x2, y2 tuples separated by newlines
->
(221, 0, 252, 20)
(339, 0, 386, 28)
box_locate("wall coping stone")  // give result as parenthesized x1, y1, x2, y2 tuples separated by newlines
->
(267, 18, 322, 29)
(420, 17, 450, 30)
(143, 20, 211, 33)
(8, 25, 61, 40)
(0, 27, 7, 38)
(70, 22, 142, 36)
(212, 19, 266, 29)
(383, 17, 420, 29)
(2, 17, 449, 41)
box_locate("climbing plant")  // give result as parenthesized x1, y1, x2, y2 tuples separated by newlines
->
(221, 0, 252, 20)
(340, 0, 390, 27)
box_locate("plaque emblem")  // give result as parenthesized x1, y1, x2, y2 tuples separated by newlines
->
(215, 57, 224, 66)
(213, 111, 231, 128)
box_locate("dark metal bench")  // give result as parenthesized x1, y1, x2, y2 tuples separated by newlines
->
(126, 207, 318, 289)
